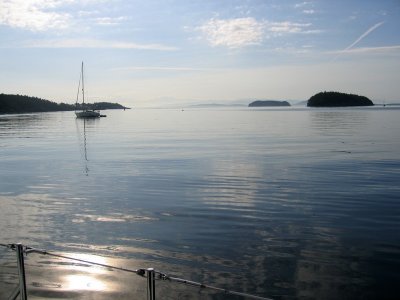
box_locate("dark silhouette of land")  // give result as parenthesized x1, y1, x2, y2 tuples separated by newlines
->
(0, 93, 129, 114)
(249, 100, 291, 107)
(307, 92, 374, 107)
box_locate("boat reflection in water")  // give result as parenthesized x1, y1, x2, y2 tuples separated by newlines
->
(76, 118, 95, 176)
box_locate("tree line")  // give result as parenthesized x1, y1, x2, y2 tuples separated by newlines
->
(0, 93, 127, 114)
(307, 91, 374, 107)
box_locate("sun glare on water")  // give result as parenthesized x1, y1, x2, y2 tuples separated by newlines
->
(63, 274, 106, 291)
(60, 253, 111, 291)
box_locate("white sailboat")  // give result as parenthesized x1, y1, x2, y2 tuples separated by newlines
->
(75, 62, 101, 118)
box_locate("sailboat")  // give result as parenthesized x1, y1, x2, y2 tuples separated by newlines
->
(75, 62, 101, 118)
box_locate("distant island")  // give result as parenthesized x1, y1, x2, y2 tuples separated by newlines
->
(0, 93, 129, 114)
(249, 100, 291, 107)
(307, 91, 374, 107)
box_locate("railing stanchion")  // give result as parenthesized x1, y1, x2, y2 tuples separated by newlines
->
(146, 268, 156, 300)
(0, 242, 273, 300)
(16, 244, 28, 300)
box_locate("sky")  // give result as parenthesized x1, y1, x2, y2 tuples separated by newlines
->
(0, 0, 399, 107)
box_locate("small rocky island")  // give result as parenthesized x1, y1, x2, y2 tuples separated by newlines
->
(249, 100, 291, 107)
(307, 91, 374, 107)
(0, 93, 129, 114)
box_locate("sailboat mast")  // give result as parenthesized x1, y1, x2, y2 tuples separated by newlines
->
(81, 62, 85, 105)
(75, 61, 101, 118)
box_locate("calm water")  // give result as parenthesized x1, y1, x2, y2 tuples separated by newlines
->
(0, 107, 400, 299)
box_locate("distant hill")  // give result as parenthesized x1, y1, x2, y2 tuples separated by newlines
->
(307, 92, 374, 107)
(81, 102, 129, 110)
(0, 93, 129, 114)
(293, 100, 308, 106)
(249, 100, 291, 107)
(0, 94, 73, 114)
(188, 103, 247, 108)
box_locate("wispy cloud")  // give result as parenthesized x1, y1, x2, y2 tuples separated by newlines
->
(198, 17, 264, 48)
(294, 2, 316, 15)
(0, 1, 127, 30)
(23, 38, 178, 51)
(0, 0, 71, 31)
(344, 21, 385, 51)
(294, 2, 311, 8)
(112, 66, 209, 72)
(198, 18, 320, 48)
(95, 16, 127, 26)
(266, 21, 313, 34)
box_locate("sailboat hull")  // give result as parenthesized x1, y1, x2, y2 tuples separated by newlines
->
(75, 110, 101, 118)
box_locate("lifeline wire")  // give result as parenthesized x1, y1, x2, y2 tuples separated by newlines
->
(1, 243, 273, 300)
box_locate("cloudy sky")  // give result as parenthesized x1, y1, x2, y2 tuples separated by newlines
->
(0, 0, 399, 107)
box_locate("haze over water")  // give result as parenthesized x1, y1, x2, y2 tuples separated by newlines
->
(1, 107, 400, 299)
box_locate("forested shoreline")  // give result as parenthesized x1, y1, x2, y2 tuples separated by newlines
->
(0, 93, 128, 114)
(307, 91, 374, 107)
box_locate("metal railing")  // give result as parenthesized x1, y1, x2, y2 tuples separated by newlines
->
(0, 243, 272, 300)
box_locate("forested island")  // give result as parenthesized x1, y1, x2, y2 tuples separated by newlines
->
(249, 100, 291, 107)
(307, 92, 374, 107)
(0, 93, 128, 114)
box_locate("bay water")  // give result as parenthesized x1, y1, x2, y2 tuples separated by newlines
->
(0, 107, 399, 299)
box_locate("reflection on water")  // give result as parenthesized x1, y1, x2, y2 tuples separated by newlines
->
(75, 118, 100, 176)
(310, 109, 369, 132)
(63, 274, 105, 291)
(1, 108, 400, 299)
(24, 252, 148, 299)
(0, 114, 44, 139)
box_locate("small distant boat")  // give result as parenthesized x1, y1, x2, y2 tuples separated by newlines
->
(75, 62, 101, 118)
